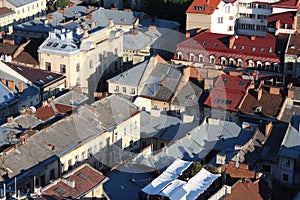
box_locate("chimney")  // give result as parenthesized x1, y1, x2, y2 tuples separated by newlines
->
(239, 163, 249, 170)
(186, 32, 191, 38)
(18, 82, 23, 93)
(229, 35, 236, 49)
(111, 7, 118, 10)
(1, 78, 6, 85)
(20, 108, 26, 115)
(88, 5, 95, 10)
(250, 35, 256, 41)
(42, 100, 48, 107)
(124, 8, 131, 12)
(288, 89, 294, 98)
(7, 116, 14, 123)
(7, 80, 15, 90)
(265, 122, 272, 137)
(69, 2, 75, 6)
(255, 88, 262, 100)
(148, 25, 156, 31)
(62, 178, 75, 188)
(269, 87, 280, 95)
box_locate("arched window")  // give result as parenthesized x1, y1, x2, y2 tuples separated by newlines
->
(237, 58, 243, 67)
(265, 62, 270, 70)
(229, 58, 235, 66)
(189, 53, 195, 61)
(256, 61, 262, 69)
(177, 52, 183, 60)
(221, 57, 226, 66)
(274, 63, 279, 72)
(210, 55, 215, 64)
(198, 54, 204, 63)
(248, 60, 254, 68)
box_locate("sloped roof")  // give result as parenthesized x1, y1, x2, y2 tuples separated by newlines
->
(267, 11, 295, 24)
(186, 0, 221, 14)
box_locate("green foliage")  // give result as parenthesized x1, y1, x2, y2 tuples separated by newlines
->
(55, 0, 71, 9)
(189, 162, 202, 177)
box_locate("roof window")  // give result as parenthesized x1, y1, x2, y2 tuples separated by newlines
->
(61, 44, 67, 49)
(52, 43, 59, 47)
(252, 47, 256, 51)
(78, 173, 88, 180)
(55, 188, 65, 195)
(46, 42, 53, 47)
(214, 43, 218, 47)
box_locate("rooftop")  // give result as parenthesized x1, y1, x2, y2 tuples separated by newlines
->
(7, 63, 65, 88)
(43, 164, 107, 199)
(6, 0, 38, 8)
(0, 7, 15, 17)
(54, 90, 88, 106)
(286, 31, 300, 55)
(123, 30, 153, 51)
(186, 0, 221, 14)
(239, 86, 284, 118)
(175, 30, 280, 65)
(279, 115, 300, 159)
(0, 95, 139, 180)
(267, 11, 295, 24)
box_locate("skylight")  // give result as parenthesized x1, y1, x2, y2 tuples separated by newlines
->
(203, 41, 207, 46)
(17, 67, 22, 71)
(78, 173, 88, 180)
(46, 42, 53, 47)
(240, 81, 245, 86)
(260, 48, 264, 52)
(214, 43, 218, 47)
(55, 188, 65, 195)
(241, 46, 245, 50)
(61, 44, 67, 49)
(223, 78, 228, 84)
(214, 98, 232, 105)
(252, 47, 256, 51)
(52, 43, 59, 47)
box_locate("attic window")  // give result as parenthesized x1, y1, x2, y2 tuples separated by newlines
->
(214, 43, 218, 47)
(78, 173, 88, 180)
(210, 6, 213, 11)
(214, 98, 232, 105)
(260, 48, 264, 52)
(252, 47, 256, 51)
(52, 43, 59, 47)
(194, 6, 202, 10)
(233, 45, 237, 49)
(17, 67, 22, 71)
(203, 41, 207, 46)
(241, 46, 245, 51)
(269, 48, 272, 53)
(223, 78, 228, 84)
(46, 42, 53, 46)
(240, 81, 245, 86)
(61, 44, 67, 49)
(55, 188, 65, 195)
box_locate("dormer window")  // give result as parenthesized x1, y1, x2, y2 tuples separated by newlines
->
(177, 52, 183, 60)
(189, 53, 195, 61)
(198, 54, 204, 62)
(252, 47, 256, 51)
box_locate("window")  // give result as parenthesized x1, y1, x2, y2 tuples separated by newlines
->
(88, 147, 92, 157)
(283, 173, 289, 181)
(89, 60, 93, 68)
(210, 56, 215, 64)
(130, 88, 135, 94)
(160, 143, 165, 148)
(45, 62, 51, 71)
(283, 158, 290, 167)
(218, 17, 223, 24)
(189, 53, 194, 61)
(115, 86, 119, 92)
(228, 26, 233, 31)
(76, 63, 80, 72)
(50, 169, 55, 180)
(134, 121, 137, 129)
(81, 151, 86, 160)
(78, 173, 88, 180)
(115, 132, 118, 142)
(225, 6, 230, 13)
(123, 87, 126, 93)
(262, 164, 271, 173)
(177, 52, 182, 60)
(123, 128, 126, 136)
(199, 54, 204, 62)
(238, 60, 243, 67)
(55, 188, 65, 195)
(228, 116, 233, 122)
(60, 64, 66, 74)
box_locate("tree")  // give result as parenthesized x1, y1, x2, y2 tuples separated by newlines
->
(55, 0, 70, 9)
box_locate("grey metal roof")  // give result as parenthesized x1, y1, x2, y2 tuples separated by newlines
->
(134, 119, 255, 169)
(14, 20, 57, 33)
(91, 9, 140, 27)
(107, 60, 148, 86)
(54, 90, 89, 106)
(2, 114, 42, 130)
(123, 30, 153, 51)
(7, 0, 39, 8)
(0, 82, 15, 108)
(0, 95, 138, 180)
(279, 115, 300, 159)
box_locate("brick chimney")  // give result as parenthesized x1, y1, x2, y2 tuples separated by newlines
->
(288, 89, 294, 98)
(229, 35, 236, 49)
(148, 25, 156, 31)
(186, 32, 191, 38)
(7, 116, 14, 123)
(42, 100, 48, 107)
(7, 80, 15, 90)
(18, 82, 23, 93)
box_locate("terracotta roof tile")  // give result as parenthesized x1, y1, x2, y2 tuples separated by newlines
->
(224, 180, 263, 200)
(239, 86, 284, 118)
(186, 0, 221, 14)
(286, 32, 300, 55)
(35, 105, 56, 121)
(0, 7, 14, 17)
(43, 164, 106, 199)
(55, 104, 74, 114)
(272, 0, 300, 8)
(267, 11, 295, 24)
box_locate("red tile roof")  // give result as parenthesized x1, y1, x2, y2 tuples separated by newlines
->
(271, 0, 300, 8)
(55, 103, 74, 114)
(267, 11, 295, 24)
(35, 105, 56, 121)
(0, 7, 14, 17)
(174, 30, 280, 66)
(43, 164, 106, 199)
(239, 86, 284, 118)
(204, 75, 251, 112)
(186, 0, 221, 14)
(224, 180, 263, 200)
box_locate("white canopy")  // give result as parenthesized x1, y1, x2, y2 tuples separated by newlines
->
(141, 159, 192, 195)
(169, 168, 221, 200)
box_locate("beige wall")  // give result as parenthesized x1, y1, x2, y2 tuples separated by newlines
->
(186, 13, 212, 32)
(108, 82, 138, 96)
(0, 12, 15, 28)
(5, 0, 46, 22)
(204, 107, 238, 122)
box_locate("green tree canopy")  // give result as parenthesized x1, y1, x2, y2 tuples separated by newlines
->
(55, 0, 71, 9)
